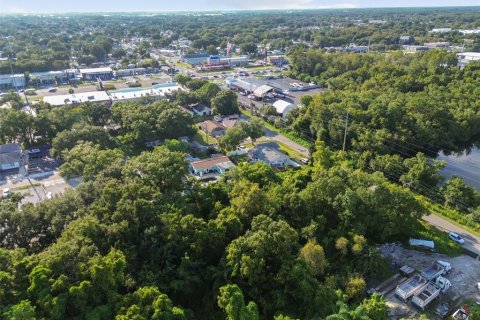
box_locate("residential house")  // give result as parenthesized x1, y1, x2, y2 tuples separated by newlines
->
(189, 155, 235, 176)
(0, 143, 22, 171)
(221, 116, 238, 129)
(248, 144, 290, 167)
(184, 103, 211, 116)
(200, 120, 226, 138)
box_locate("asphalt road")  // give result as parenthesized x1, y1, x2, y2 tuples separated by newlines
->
(423, 214, 480, 256)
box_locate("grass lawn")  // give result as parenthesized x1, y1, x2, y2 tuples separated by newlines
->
(230, 154, 248, 164)
(418, 197, 480, 238)
(240, 108, 312, 149)
(194, 129, 210, 145)
(411, 220, 463, 256)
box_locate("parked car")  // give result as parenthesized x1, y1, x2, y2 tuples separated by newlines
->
(46, 192, 53, 200)
(152, 82, 159, 85)
(448, 231, 465, 244)
(300, 158, 309, 164)
(2, 188, 10, 197)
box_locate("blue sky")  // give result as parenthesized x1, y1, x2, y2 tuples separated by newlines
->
(0, 0, 478, 13)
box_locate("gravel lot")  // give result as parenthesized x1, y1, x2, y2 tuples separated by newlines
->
(382, 245, 480, 319)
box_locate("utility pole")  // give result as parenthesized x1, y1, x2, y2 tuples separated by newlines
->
(342, 111, 349, 152)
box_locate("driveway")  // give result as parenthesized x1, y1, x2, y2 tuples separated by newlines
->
(423, 214, 480, 256)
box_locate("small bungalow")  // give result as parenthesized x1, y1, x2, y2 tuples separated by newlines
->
(186, 103, 211, 116)
(248, 144, 290, 167)
(190, 155, 235, 176)
(200, 120, 226, 138)
(0, 143, 22, 171)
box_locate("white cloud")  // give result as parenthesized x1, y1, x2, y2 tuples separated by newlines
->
(204, 0, 358, 10)
(2, 5, 28, 13)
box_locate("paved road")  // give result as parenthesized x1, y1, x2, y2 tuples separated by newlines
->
(2, 171, 75, 206)
(423, 214, 480, 256)
(261, 128, 310, 157)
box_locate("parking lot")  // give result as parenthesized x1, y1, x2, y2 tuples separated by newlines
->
(0, 145, 73, 206)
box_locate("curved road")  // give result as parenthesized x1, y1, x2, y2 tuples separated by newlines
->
(423, 214, 480, 256)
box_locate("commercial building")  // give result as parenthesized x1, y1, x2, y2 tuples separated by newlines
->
(115, 68, 147, 77)
(43, 91, 112, 106)
(424, 42, 450, 49)
(268, 55, 288, 66)
(79, 67, 114, 81)
(0, 143, 22, 171)
(402, 45, 430, 53)
(109, 83, 181, 103)
(253, 85, 275, 99)
(181, 53, 210, 66)
(430, 28, 452, 33)
(30, 71, 68, 86)
(0, 74, 26, 90)
(457, 52, 480, 69)
(224, 56, 249, 67)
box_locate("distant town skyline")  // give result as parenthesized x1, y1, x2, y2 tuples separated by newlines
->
(1, 0, 479, 13)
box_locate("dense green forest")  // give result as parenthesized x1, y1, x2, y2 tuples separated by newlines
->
(284, 49, 480, 219)
(2, 7, 480, 319)
(1, 7, 480, 73)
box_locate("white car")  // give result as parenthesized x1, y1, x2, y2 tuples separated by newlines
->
(2, 188, 10, 197)
(46, 192, 53, 200)
(448, 231, 465, 245)
(300, 158, 309, 164)
(47, 87, 57, 92)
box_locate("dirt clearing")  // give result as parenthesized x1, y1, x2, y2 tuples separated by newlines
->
(380, 244, 480, 319)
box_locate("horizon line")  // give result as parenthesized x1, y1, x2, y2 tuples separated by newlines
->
(1, 5, 480, 15)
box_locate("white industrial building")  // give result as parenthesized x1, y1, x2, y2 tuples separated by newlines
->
(273, 100, 296, 119)
(43, 91, 112, 106)
(457, 52, 480, 69)
(109, 84, 181, 102)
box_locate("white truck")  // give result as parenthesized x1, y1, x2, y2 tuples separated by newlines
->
(395, 274, 429, 302)
(421, 260, 451, 281)
(412, 276, 451, 310)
